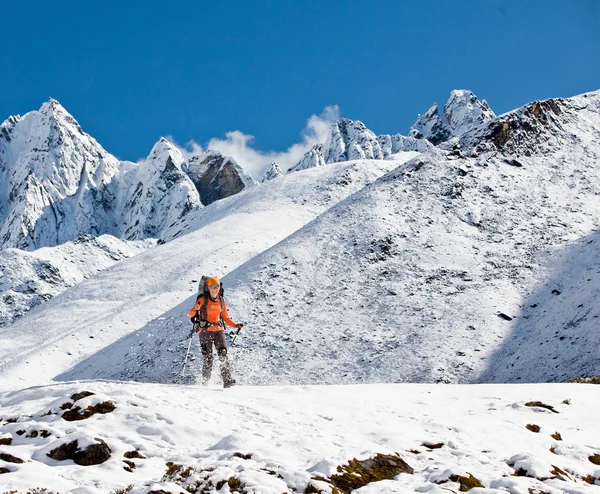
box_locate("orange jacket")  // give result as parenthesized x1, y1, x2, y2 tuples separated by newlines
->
(188, 295, 237, 332)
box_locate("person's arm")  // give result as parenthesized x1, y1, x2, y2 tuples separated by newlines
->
(221, 300, 238, 328)
(188, 296, 202, 318)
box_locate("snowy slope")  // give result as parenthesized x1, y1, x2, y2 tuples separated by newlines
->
(480, 228, 600, 383)
(0, 234, 153, 327)
(0, 157, 412, 389)
(70, 90, 600, 387)
(0, 381, 599, 493)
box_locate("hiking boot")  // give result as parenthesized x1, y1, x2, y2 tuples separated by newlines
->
(223, 379, 236, 389)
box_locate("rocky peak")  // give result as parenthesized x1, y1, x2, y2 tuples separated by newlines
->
(262, 161, 283, 182)
(185, 150, 256, 206)
(0, 100, 122, 250)
(444, 90, 495, 135)
(146, 137, 186, 173)
(410, 90, 495, 145)
(323, 118, 384, 163)
(409, 103, 451, 145)
(288, 144, 326, 173)
(120, 138, 201, 240)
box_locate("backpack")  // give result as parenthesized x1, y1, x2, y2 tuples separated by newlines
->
(195, 276, 224, 327)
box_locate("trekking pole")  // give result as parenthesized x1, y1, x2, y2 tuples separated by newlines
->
(178, 327, 197, 383)
(230, 326, 243, 346)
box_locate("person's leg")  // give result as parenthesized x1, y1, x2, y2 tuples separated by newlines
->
(214, 331, 233, 385)
(199, 331, 214, 383)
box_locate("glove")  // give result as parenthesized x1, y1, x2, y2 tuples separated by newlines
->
(191, 315, 199, 324)
(236, 323, 244, 329)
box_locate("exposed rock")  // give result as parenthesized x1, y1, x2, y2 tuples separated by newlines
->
(410, 103, 451, 145)
(185, 150, 256, 206)
(124, 449, 147, 459)
(70, 391, 95, 402)
(461, 96, 575, 157)
(570, 375, 600, 384)
(62, 401, 116, 421)
(328, 453, 413, 493)
(448, 473, 485, 491)
(47, 438, 111, 465)
(525, 401, 559, 413)
(0, 452, 24, 463)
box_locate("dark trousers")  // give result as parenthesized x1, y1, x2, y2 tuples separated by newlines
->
(199, 330, 232, 383)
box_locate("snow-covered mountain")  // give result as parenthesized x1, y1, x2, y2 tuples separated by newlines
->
(2, 88, 600, 494)
(119, 139, 201, 240)
(261, 161, 282, 182)
(410, 90, 496, 145)
(0, 101, 255, 251)
(0, 156, 410, 386)
(0, 234, 153, 327)
(54, 90, 600, 387)
(289, 119, 431, 172)
(0, 99, 122, 251)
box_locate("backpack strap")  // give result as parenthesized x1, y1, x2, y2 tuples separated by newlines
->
(197, 295, 225, 330)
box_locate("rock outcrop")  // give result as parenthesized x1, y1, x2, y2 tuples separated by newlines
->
(185, 150, 257, 206)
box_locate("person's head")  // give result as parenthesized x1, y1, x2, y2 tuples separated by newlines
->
(206, 277, 220, 299)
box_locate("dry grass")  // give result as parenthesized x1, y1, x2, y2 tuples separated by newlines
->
(448, 473, 485, 491)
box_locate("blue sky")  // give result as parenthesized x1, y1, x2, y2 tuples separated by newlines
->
(2, 0, 598, 176)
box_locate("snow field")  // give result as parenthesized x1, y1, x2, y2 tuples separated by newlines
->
(0, 382, 599, 493)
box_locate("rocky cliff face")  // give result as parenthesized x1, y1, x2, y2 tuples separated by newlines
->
(185, 150, 257, 206)
(460, 94, 591, 158)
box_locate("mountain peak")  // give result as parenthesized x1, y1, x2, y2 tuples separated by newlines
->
(147, 138, 185, 171)
(410, 90, 495, 145)
(262, 161, 283, 182)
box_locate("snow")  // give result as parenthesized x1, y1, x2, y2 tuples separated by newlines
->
(0, 157, 408, 389)
(1, 382, 599, 493)
(0, 234, 154, 327)
(0, 103, 255, 251)
(1, 88, 600, 493)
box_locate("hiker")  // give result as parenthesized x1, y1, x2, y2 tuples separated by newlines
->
(188, 277, 243, 387)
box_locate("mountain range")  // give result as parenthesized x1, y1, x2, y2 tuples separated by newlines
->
(1, 87, 600, 494)
(1, 87, 599, 387)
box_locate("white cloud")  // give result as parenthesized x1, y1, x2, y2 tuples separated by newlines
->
(179, 105, 340, 179)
